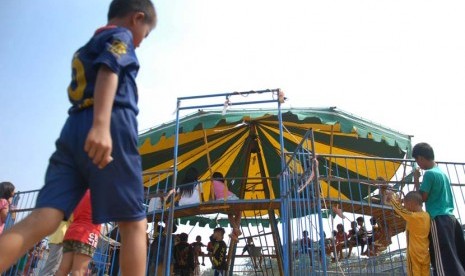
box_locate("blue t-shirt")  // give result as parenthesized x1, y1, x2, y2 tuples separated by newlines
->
(67, 26, 139, 114)
(419, 166, 454, 219)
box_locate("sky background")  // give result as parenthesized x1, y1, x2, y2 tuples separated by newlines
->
(1, 0, 465, 195)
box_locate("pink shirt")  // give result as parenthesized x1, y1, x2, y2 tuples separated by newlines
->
(0, 198, 9, 234)
(212, 180, 234, 200)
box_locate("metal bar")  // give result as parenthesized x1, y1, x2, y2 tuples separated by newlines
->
(179, 99, 281, 110)
(177, 89, 279, 100)
(162, 100, 182, 276)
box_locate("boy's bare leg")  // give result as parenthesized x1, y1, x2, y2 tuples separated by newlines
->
(70, 253, 92, 276)
(347, 244, 353, 258)
(0, 208, 63, 272)
(55, 252, 73, 276)
(118, 219, 147, 276)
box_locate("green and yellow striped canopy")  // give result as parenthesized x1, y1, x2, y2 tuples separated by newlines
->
(139, 107, 411, 206)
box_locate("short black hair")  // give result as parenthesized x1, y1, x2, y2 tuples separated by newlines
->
(412, 142, 435, 161)
(0, 182, 15, 200)
(404, 191, 423, 206)
(212, 172, 225, 183)
(356, 216, 364, 223)
(108, 0, 156, 25)
(214, 227, 225, 234)
(179, 232, 188, 242)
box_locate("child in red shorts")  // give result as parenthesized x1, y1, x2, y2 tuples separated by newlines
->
(56, 190, 101, 276)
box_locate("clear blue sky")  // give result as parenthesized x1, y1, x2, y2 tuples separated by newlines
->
(1, 0, 465, 193)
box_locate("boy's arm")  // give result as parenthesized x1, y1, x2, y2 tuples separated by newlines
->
(414, 168, 429, 201)
(84, 65, 117, 169)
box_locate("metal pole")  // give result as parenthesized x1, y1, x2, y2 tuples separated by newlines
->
(163, 99, 182, 276)
(310, 129, 327, 275)
(277, 93, 291, 275)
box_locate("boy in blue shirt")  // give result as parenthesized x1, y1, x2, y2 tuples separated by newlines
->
(0, 1, 156, 275)
(413, 142, 465, 275)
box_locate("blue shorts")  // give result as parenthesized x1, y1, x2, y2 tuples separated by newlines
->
(36, 107, 146, 224)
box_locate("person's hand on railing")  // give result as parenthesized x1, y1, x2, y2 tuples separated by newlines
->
(384, 190, 394, 203)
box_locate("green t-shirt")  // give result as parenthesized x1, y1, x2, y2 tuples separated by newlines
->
(419, 166, 454, 219)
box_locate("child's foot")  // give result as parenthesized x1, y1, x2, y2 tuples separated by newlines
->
(201, 263, 205, 266)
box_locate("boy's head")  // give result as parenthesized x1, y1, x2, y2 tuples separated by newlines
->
(350, 221, 358, 229)
(404, 191, 423, 212)
(178, 233, 188, 242)
(196, 235, 201, 242)
(336, 224, 344, 232)
(412, 143, 435, 169)
(108, 0, 157, 48)
(247, 237, 254, 244)
(302, 230, 309, 237)
(213, 227, 225, 240)
(356, 216, 364, 226)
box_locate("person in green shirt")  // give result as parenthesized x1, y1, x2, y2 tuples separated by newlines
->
(413, 142, 465, 275)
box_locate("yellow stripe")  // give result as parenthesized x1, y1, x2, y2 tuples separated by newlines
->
(259, 123, 401, 180)
(143, 128, 247, 185)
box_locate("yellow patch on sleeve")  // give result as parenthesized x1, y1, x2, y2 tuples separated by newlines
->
(109, 40, 127, 57)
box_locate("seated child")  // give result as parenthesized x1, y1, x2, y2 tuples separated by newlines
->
(362, 217, 378, 255)
(347, 221, 359, 258)
(334, 224, 347, 261)
(355, 216, 368, 252)
(367, 218, 392, 256)
(177, 167, 203, 206)
(212, 172, 242, 242)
